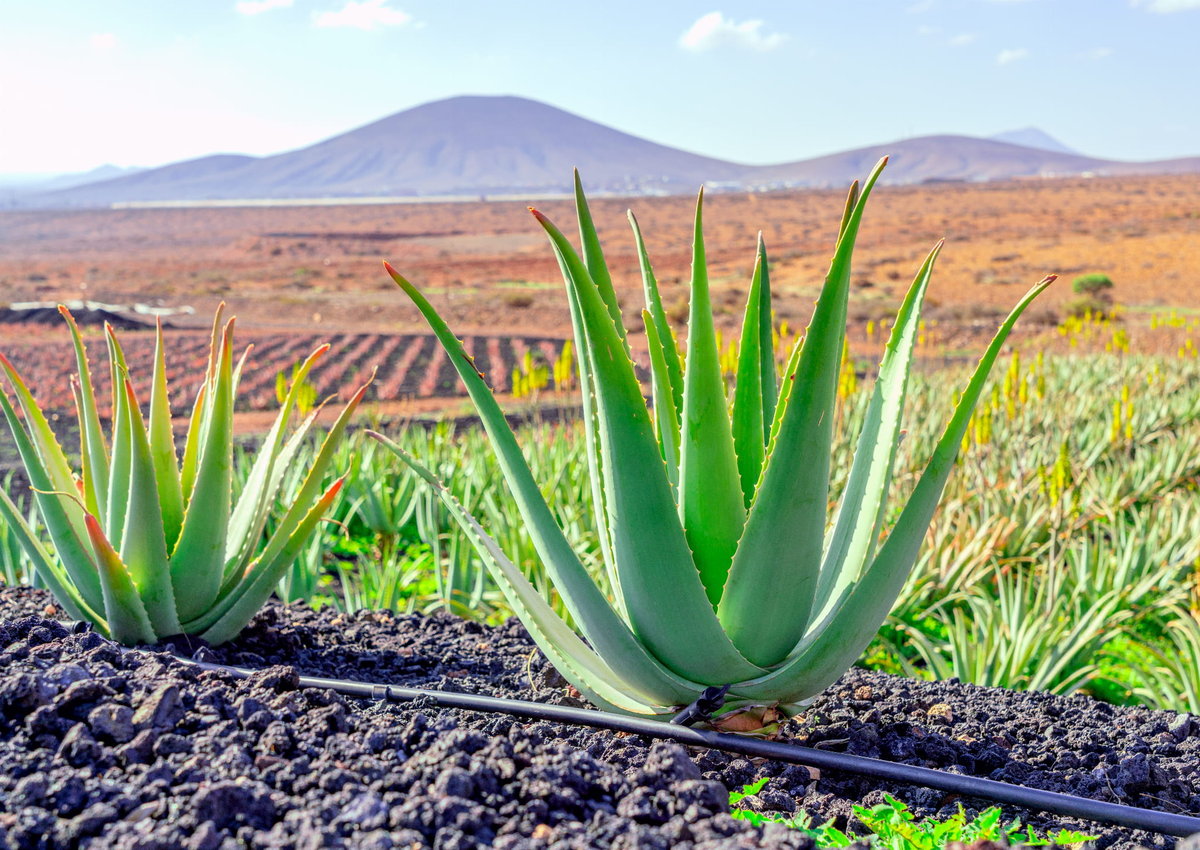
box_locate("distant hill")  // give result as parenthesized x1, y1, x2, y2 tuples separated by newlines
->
(24, 96, 1200, 207)
(988, 128, 1078, 155)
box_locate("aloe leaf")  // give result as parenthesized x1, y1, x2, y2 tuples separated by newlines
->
(677, 189, 746, 606)
(730, 235, 773, 507)
(0, 486, 99, 625)
(181, 305, 225, 498)
(59, 306, 110, 518)
(117, 379, 180, 637)
(104, 327, 132, 550)
(719, 158, 887, 667)
(0, 362, 102, 610)
(372, 432, 696, 712)
(84, 514, 157, 645)
(560, 257, 619, 608)
(148, 319, 185, 553)
(248, 376, 370, 575)
(642, 310, 681, 495)
(531, 212, 765, 684)
(197, 477, 345, 645)
(573, 170, 624, 344)
(387, 259, 761, 686)
(735, 275, 1053, 702)
(813, 241, 942, 620)
(629, 210, 684, 412)
(170, 320, 234, 621)
(225, 344, 328, 568)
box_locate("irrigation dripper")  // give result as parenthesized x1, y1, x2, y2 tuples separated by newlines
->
(670, 684, 730, 726)
(171, 653, 1200, 838)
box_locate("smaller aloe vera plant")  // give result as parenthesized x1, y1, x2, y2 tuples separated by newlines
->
(0, 305, 368, 645)
(376, 159, 1052, 719)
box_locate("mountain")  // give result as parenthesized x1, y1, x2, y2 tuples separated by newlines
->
(24, 96, 1200, 207)
(747, 135, 1112, 188)
(37, 96, 744, 205)
(987, 128, 1078, 155)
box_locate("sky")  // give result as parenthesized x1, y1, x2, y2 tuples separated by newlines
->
(1, 0, 1198, 176)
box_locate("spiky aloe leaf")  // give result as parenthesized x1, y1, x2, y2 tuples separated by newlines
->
(117, 379, 180, 637)
(812, 241, 941, 621)
(104, 326, 132, 551)
(734, 276, 1054, 703)
(197, 477, 345, 645)
(59, 306, 109, 518)
(0, 362, 102, 611)
(84, 514, 156, 645)
(629, 210, 683, 413)
(573, 170, 624, 344)
(677, 190, 746, 606)
(531, 210, 764, 684)
(719, 158, 887, 668)
(384, 262, 741, 694)
(149, 319, 184, 552)
(169, 319, 235, 621)
(0, 487, 98, 625)
(642, 311, 681, 494)
(371, 432, 696, 714)
(225, 344, 329, 569)
(730, 234, 775, 508)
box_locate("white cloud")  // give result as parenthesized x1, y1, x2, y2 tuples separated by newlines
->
(1087, 46, 1115, 59)
(949, 32, 977, 46)
(235, 0, 293, 14)
(314, 0, 414, 30)
(679, 12, 788, 52)
(89, 33, 118, 50)
(1131, 0, 1200, 10)
(996, 47, 1030, 64)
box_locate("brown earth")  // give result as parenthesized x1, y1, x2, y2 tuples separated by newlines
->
(1, 173, 1198, 416)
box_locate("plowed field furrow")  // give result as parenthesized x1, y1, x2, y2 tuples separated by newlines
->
(1, 330, 571, 418)
(375, 335, 425, 400)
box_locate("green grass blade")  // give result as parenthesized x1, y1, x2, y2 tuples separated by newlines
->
(84, 514, 157, 645)
(629, 210, 684, 413)
(59, 306, 110, 518)
(169, 320, 235, 621)
(643, 310, 681, 495)
(813, 241, 941, 619)
(531, 212, 765, 684)
(117, 378, 180, 637)
(371, 432, 697, 711)
(573, 170, 625, 344)
(730, 235, 773, 508)
(149, 319, 184, 553)
(719, 159, 887, 667)
(677, 189, 746, 606)
(738, 275, 1053, 702)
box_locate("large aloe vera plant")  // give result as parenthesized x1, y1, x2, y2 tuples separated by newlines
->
(0, 305, 367, 645)
(376, 159, 1052, 719)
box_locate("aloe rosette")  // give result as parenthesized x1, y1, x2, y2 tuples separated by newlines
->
(375, 159, 1053, 719)
(0, 305, 368, 645)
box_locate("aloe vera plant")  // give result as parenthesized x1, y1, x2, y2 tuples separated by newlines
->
(375, 159, 1053, 719)
(0, 305, 368, 645)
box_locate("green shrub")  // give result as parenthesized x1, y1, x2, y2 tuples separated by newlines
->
(1072, 273, 1114, 295)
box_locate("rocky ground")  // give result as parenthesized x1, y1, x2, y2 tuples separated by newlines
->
(1, 586, 1198, 849)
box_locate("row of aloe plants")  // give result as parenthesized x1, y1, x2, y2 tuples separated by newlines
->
(3, 158, 1194, 720)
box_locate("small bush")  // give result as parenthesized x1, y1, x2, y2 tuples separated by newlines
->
(501, 291, 535, 309)
(1064, 295, 1112, 319)
(1072, 273, 1114, 295)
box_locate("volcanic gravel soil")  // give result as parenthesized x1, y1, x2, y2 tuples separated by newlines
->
(1, 586, 1198, 850)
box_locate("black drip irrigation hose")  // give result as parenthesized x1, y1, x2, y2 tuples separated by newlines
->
(174, 654, 1200, 838)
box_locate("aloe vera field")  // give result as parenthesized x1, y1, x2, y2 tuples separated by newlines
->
(3, 172, 1200, 849)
